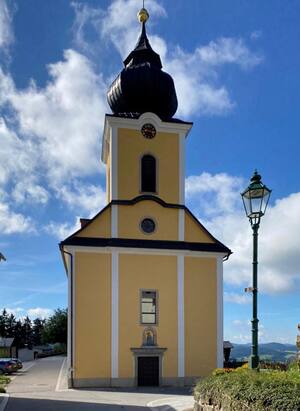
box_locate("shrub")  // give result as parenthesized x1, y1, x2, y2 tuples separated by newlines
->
(0, 376, 10, 393)
(194, 369, 300, 411)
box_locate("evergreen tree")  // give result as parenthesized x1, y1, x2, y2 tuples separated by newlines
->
(21, 316, 33, 348)
(42, 308, 67, 344)
(6, 313, 17, 337)
(0, 309, 9, 337)
(32, 318, 45, 346)
(14, 320, 23, 348)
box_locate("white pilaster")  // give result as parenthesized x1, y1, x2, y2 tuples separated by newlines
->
(110, 127, 118, 200)
(67, 253, 72, 374)
(217, 256, 223, 368)
(111, 251, 119, 378)
(72, 252, 75, 375)
(177, 255, 185, 377)
(179, 133, 185, 204)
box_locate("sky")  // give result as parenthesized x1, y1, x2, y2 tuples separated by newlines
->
(0, 0, 299, 345)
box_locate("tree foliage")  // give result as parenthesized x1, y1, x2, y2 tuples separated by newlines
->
(42, 309, 67, 344)
(0, 308, 67, 348)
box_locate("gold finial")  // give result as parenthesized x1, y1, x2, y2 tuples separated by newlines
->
(137, 8, 149, 23)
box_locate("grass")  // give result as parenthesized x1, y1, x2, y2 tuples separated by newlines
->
(194, 364, 300, 411)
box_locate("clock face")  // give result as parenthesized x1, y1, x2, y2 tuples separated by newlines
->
(141, 123, 156, 139)
(140, 218, 156, 234)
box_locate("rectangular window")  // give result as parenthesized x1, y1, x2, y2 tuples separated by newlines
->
(141, 290, 157, 324)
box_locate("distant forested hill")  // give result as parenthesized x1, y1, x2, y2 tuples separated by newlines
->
(231, 342, 297, 362)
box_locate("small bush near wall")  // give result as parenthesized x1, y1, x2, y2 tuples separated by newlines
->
(0, 376, 10, 393)
(194, 367, 300, 411)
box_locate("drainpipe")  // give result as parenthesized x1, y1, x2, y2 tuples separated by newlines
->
(60, 246, 74, 388)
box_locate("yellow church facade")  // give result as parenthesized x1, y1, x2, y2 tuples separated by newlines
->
(60, 9, 230, 388)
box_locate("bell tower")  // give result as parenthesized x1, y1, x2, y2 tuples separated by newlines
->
(102, 8, 192, 206)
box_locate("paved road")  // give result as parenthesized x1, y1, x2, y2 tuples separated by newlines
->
(4, 356, 194, 411)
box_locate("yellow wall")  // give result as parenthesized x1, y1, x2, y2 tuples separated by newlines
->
(184, 257, 217, 376)
(184, 213, 214, 243)
(74, 252, 111, 379)
(117, 128, 179, 203)
(119, 254, 178, 378)
(118, 200, 178, 240)
(77, 207, 111, 238)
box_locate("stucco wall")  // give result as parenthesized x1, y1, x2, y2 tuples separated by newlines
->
(74, 252, 111, 379)
(117, 128, 179, 203)
(184, 256, 217, 376)
(118, 253, 178, 379)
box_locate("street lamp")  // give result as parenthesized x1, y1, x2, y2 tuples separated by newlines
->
(241, 170, 271, 369)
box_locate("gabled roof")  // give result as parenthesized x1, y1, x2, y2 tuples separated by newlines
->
(60, 195, 231, 257)
(0, 337, 14, 347)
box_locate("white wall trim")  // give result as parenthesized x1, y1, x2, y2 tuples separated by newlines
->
(111, 205, 118, 237)
(217, 256, 223, 368)
(177, 255, 185, 377)
(65, 246, 227, 259)
(67, 253, 72, 374)
(110, 127, 118, 200)
(178, 209, 185, 241)
(179, 133, 185, 204)
(111, 251, 119, 378)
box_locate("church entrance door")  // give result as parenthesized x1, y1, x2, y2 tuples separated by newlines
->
(137, 356, 159, 386)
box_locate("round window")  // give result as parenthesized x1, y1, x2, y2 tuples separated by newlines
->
(140, 218, 156, 234)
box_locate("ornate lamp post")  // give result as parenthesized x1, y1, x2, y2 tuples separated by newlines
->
(241, 170, 271, 369)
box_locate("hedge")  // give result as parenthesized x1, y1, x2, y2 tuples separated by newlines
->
(194, 368, 300, 411)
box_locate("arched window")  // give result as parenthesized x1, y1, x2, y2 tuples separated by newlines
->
(141, 155, 156, 193)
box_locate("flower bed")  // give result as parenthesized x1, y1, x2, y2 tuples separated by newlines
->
(194, 366, 300, 411)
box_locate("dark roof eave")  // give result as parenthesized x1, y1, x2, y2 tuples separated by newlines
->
(60, 237, 231, 256)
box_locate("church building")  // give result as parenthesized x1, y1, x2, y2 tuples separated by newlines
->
(60, 7, 231, 388)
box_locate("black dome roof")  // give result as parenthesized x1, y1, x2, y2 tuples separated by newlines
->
(107, 21, 178, 120)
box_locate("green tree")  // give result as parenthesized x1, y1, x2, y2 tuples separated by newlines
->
(42, 309, 67, 344)
(6, 313, 17, 337)
(21, 316, 33, 348)
(14, 320, 24, 348)
(32, 318, 45, 346)
(0, 309, 9, 337)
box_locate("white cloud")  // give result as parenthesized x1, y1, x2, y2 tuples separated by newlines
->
(8, 49, 107, 182)
(224, 292, 251, 304)
(27, 307, 53, 319)
(186, 172, 300, 295)
(12, 181, 49, 205)
(0, 0, 13, 50)
(0, 197, 33, 234)
(55, 182, 106, 217)
(72, 0, 262, 118)
(45, 218, 81, 240)
(186, 172, 243, 215)
(0, 49, 108, 232)
(197, 37, 262, 69)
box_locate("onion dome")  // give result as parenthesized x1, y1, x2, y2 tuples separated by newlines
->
(107, 8, 178, 120)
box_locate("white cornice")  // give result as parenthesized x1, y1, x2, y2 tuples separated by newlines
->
(64, 245, 226, 259)
(101, 112, 193, 163)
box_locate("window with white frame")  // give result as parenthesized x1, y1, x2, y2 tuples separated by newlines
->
(141, 290, 157, 324)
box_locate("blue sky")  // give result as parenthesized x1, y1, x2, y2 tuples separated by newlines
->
(0, 0, 299, 344)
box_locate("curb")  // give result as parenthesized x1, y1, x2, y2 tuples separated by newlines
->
(0, 393, 9, 411)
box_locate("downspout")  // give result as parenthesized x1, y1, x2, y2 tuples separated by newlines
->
(60, 246, 74, 388)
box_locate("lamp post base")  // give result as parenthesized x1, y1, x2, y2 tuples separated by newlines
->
(249, 355, 259, 370)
